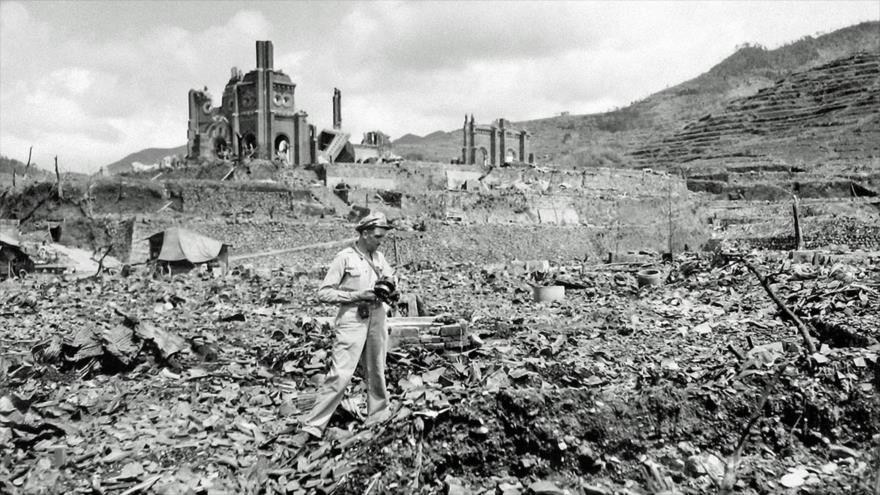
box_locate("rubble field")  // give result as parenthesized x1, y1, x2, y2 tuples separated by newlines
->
(1, 249, 879, 495)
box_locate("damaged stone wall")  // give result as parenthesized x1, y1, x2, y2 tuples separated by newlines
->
(326, 162, 686, 196)
(8, 161, 705, 270)
(167, 181, 331, 218)
(129, 215, 705, 271)
(396, 189, 702, 234)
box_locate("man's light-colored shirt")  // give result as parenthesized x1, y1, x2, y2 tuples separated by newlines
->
(317, 246, 395, 304)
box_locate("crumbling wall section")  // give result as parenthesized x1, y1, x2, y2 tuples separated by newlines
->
(128, 216, 706, 271)
(234, 221, 708, 271)
(395, 189, 699, 234)
(130, 217, 351, 266)
(326, 161, 687, 196)
(166, 180, 332, 219)
(90, 181, 167, 215)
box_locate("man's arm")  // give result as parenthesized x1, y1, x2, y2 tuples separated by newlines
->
(316, 254, 373, 304)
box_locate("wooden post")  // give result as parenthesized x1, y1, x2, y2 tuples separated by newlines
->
(792, 198, 803, 250)
(667, 177, 675, 259)
(24, 146, 32, 180)
(12, 169, 15, 188)
(55, 156, 63, 199)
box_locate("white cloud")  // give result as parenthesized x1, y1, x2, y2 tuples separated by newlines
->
(0, 4, 277, 171)
(0, 1, 876, 172)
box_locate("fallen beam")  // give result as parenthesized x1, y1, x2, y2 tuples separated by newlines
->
(741, 259, 817, 354)
(229, 237, 358, 262)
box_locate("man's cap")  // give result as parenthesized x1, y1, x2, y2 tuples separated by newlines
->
(355, 212, 392, 232)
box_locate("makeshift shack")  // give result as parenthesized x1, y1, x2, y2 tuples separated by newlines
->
(147, 227, 229, 275)
(1, 220, 34, 279)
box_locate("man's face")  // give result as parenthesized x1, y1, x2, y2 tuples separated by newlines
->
(360, 227, 388, 252)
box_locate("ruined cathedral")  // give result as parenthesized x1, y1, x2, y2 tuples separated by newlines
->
(187, 41, 315, 165)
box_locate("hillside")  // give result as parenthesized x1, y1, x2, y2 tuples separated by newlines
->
(0, 154, 66, 189)
(0, 155, 54, 181)
(393, 21, 880, 168)
(631, 51, 880, 170)
(103, 145, 186, 175)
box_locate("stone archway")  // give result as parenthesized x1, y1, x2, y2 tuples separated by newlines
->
(505, 148, 517, 164)
(243, 133, 258, 157)
(478, 147, 489, 166)
(213, 137, 228, 158)
(207, 123, 231, 159)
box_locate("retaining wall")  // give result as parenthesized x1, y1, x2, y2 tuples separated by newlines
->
(326, 162, 686, 196)
(130, 216, 706, 271)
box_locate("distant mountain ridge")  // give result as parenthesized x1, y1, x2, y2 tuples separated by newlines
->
(393, 21, 880, 168)
(103, 145, 187, 175)
(0, 155, 55, 183)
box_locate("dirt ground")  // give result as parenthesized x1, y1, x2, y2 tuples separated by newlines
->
(1, 251, 879, 494)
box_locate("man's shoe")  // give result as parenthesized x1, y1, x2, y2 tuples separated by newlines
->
(364, 408, 391, 426)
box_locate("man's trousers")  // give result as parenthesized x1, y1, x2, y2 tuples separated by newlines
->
(301, 303, 389, 436)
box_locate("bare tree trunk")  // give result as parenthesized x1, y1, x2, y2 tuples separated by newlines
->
(24, 146, 32, 180)
(55, 156, 63, 200)
(667, 176, 675, 258)
(792, 198, 803, 250)
(92, 245, 114, 277)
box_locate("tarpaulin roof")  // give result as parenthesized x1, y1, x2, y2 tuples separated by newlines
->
(148, 228, 227, 263)
(0, 220, 20, 247)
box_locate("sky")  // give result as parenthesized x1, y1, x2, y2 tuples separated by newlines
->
(0, 1, 877, 173)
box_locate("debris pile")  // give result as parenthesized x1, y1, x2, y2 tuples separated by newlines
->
(0, 252, 878, 494)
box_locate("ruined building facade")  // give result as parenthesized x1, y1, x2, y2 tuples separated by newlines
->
(462, 115, 533, 166)
(187, 41, 316, 165)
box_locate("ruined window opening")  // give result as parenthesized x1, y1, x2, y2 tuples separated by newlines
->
(505, 148, 517, 164)
(243, 133, 258, 155)
(214, 137, 228, 158)
(275, 134, 290, 164)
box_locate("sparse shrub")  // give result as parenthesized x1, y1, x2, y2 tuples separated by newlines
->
(570, 147, 631, 169)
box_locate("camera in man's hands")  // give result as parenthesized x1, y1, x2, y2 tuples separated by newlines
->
(372, 277, 399, 305)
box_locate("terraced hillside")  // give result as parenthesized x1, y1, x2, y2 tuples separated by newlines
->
(632, 52, 880, 171)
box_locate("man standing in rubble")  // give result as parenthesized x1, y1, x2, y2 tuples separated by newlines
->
(298, 212, 396, 440)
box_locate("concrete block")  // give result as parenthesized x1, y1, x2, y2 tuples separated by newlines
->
(790, 250, 815, 264)
(387, 317, 438, 328)
(401, 294, 419, 317)
(420, 335, 444, 344)
(397, 326, 420, 339)
(813, 253, 840, 266)
(387, 332, 420, 350)
(508, 260, 527, 274)
(445, 341, 466, 350)
(424, 343, 446, 351)
(525, 259, 550, 273)
(482, 263, 507, 275)
(439, 325, 463, 337)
